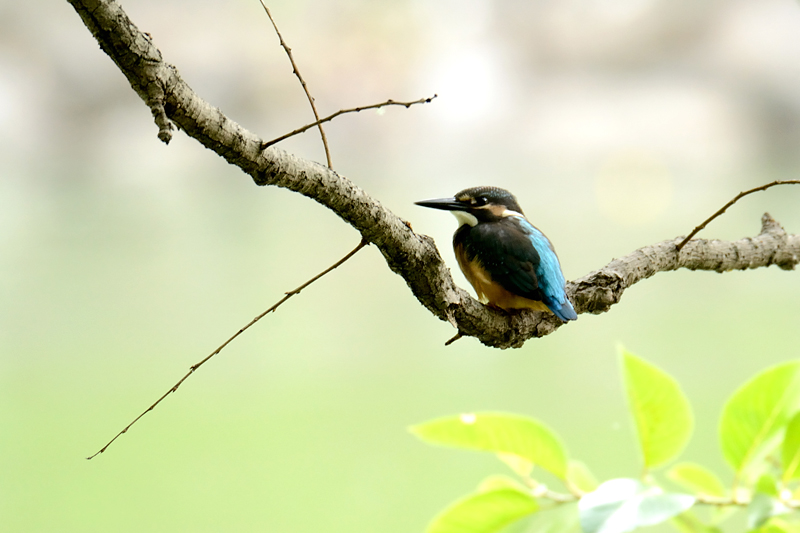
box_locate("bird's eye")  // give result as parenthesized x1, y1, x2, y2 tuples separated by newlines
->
(472, 197, 488, 207)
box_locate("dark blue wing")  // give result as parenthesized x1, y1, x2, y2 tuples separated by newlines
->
(461, 217, 576, 321)
(516, 218, 577, 321)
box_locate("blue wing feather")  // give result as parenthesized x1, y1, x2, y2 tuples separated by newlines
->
(460, 217, 576, 321)
(516, 219, 577, 321)
(517, 219, 577, 321)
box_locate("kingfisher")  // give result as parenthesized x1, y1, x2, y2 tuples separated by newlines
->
(415, 186, 577, 322)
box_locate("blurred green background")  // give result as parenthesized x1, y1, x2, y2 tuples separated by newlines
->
(2, 0, 800, 531)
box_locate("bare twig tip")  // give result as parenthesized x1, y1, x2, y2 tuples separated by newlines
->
(676, 180, 800, 251)
(445, 332, 463, 346)
(261, 94, 438, 150)
(260, 2, 333, 167)
(86, 239, 368, 457)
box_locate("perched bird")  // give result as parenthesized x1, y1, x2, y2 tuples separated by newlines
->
(415, 186, 577, 322)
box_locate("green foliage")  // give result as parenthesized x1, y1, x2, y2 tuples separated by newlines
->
(669, 511, 723, 533)
(621, 350, 693, 470)
(410, 412, 568, 479)
(511, 502, 581, 533)
(413, 350, 800, 533)
(783, 413, 800, 482)
(719, 361, 800, 477)
(760, 518, 800, 533)
(578, 478, 694, 533)
(748, 492, 791, 530)
(568, 460, 599, 494)
(667, 463, 726, 498)
(425, 485, 537, 533)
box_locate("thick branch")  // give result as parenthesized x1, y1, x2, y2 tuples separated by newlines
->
(572, 213, 799, 316)
(66, 0, 799, 348)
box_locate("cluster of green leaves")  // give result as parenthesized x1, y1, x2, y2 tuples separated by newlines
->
(410, 350, 800, 533)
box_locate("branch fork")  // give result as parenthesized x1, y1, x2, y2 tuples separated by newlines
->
(66, 0, 800, 459)
(66, 0, 799, 352)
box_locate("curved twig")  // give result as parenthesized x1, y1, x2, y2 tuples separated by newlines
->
(259, 2, 332, 168)
(86, 239, 369, 459)
(676, 180, 800, 251)
(571, 213, 798, 318)
(65, 0, 799, 349)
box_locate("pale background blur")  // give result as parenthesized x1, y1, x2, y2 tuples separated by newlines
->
(2, 0, 800, 531)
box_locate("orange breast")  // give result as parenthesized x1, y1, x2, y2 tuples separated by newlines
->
(454, 245, 551, 313)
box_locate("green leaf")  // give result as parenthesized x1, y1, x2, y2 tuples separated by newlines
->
(719, 361, 800, 475)
(426, 487, 538, 533)
(761, 518, 800, 533)
(621, 350, 694, 469)
(578, 478, 695, 533)
(411, 412, 568, 478)
(478, 475, 529, 493)
(756, 473, 780, 498)
(497, 452, 534, 478)
(506, 503, 581, 533)
(669, 511, 724, 533)
(747, 493, 791, 530)
(567, 460, 599, 493)
(667, 462, 726, 498)
(708, 506, 737, 527)
(782, 411, 800, 482)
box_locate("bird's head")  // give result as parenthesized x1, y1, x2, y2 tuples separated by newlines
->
(415, 186, 525, 227)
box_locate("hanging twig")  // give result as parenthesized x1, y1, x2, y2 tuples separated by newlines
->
(676, 180, 800, 251)
(261, 95, 437, 149)
(259, 2, 333, 168)
(87, 238, 369, 459)
(444, 332, 463, 346)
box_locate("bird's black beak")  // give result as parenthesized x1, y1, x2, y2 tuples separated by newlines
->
(414, 197, 463, 211)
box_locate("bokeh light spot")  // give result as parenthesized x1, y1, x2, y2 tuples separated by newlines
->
(595, 150, 673, 225)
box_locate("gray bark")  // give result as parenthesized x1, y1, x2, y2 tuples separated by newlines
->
(66, 0, 799, 348)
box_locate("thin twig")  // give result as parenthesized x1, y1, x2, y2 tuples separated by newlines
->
(87, 238, 369, 459)
(676, 180, 800, 251)
(444, 332, 463, 346)
(692, 493, 800, 509)
(259, 2, 333, 168)
(261, 95, 438, 149)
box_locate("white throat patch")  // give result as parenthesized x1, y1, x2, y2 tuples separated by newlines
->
(452, 210, 478, 227)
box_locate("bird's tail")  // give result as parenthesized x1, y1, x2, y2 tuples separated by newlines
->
(551, 300, 577, 322)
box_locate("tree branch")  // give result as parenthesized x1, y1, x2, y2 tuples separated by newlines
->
(260, 95, 438, 149)
(572, 213, 799, 317)
(65, 0, 799, 349)
(676, 180, 800, 251)
(259, 2, 333, 168)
